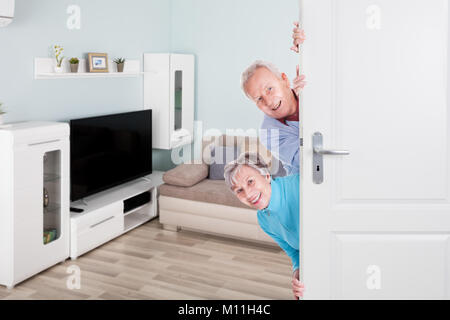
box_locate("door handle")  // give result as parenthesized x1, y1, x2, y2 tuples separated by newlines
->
(175, 133, 189, 139)
(172, 129, 190, 140)
(313, 147, 349, 155)
(313, 132, 349, 184)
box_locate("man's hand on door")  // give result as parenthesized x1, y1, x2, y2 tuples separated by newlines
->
(293, 65, 306, 97)
(292, 268, 305, 299)
(291, 21, 306, 53)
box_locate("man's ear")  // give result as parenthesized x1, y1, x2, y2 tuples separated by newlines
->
(281, 73, 291, 88)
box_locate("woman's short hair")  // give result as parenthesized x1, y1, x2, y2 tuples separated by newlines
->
(241, 60, 282, 98)
(224, 152, 271, 190)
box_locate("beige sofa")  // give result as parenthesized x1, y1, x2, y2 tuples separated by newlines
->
(159, 135, 281, 245)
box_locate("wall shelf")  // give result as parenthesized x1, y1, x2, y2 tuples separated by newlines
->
(34, 58, 142, 80)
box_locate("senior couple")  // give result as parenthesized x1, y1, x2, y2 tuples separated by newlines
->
(224, 23, 306, 299)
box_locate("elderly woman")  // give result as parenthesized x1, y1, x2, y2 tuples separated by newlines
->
(224, 152, 304, 299)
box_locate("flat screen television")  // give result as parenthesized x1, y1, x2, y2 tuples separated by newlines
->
(70, 110, 152, 202)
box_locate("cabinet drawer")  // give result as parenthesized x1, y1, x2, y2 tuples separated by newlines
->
(75, 202, 123, 232)
(72, 203, 124, 257)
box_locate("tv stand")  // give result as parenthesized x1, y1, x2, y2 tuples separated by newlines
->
(69, 171, 164, 259)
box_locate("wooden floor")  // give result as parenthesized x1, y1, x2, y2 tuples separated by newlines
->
(0, 219, 293, 300)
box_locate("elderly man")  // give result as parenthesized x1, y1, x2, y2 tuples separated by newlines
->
(224, 153, 305, 299)
(241, 23, 305, 175)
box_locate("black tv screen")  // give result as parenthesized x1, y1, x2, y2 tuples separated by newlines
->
(70, 110, 152, 201)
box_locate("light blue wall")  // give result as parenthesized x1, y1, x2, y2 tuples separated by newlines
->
(0, 0, 172, 170)
(171, 0, 300, 132)
(0, 0, 299, 171)
(0, 0, 171, 121)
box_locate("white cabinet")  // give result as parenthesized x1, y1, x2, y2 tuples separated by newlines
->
(70, 202, 124, 259)
(0, 122, 70, 288)
(69, 171, 165, 259)
(144, 53, 195, 150)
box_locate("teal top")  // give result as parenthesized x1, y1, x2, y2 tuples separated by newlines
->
(257, 174, 299, 272)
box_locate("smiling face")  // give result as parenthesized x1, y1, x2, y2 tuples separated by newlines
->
(231, 165, 272, 210)
(244, 67, 297, 120)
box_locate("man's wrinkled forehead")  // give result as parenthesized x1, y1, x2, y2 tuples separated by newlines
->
(251, 66, 279, 82)
(246, 68, 279, 97)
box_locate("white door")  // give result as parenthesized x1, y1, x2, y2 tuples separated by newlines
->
(300, 0, 450, 299)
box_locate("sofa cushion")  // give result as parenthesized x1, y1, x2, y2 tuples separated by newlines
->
(163, 163, 209, 187)
(209, 145, 240, 180)
(159, 179, 248, 209)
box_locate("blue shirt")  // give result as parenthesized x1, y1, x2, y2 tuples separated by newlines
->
(260, 115, 299, 175)
(257, 174, 299, 272)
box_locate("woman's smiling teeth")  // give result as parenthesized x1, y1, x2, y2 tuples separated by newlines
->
(272, 101, 281, 111)
(250, 192, 262, 205)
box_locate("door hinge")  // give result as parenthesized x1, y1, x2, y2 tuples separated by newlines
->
(300, 138, 303, 146)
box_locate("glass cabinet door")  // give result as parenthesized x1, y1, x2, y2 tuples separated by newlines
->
(174, 70, 183, 131)
(43, 150, 61, 245)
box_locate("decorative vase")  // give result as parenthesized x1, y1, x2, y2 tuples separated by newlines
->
(70, 63, 79, 73)
(43, 188, 49, 207)
(116, 62, 124, 73)
(54, 66, 63, 73)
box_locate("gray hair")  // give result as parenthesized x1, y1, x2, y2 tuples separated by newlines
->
(241, 60, 282, 98)
(224, 152, 270, 190)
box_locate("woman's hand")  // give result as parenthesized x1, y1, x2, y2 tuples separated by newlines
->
(292, 269, 305, 299)
(293, 65, 306, 97)
(291, 21, 306, 53)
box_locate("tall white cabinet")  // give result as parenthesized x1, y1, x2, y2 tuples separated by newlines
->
(144, 53, 195, 149)
(0, 122, 70, 288)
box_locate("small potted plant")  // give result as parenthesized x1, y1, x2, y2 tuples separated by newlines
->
(114, 58, 126, 72)
(0, 102, 6, 125)
(53, 45, 64, 73)
(69, 57, 80, 73)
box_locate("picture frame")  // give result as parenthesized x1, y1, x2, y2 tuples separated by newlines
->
(87, 53, 109, 73)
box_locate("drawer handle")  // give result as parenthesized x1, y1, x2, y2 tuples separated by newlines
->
(28, 139, 60, 146)
(90, 216, 115, 229)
